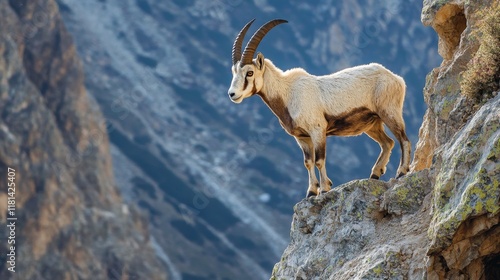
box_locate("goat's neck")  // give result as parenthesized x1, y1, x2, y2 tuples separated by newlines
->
(257, 60, 293, 123)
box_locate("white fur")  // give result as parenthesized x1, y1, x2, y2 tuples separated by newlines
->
(228, 53, 411, 197)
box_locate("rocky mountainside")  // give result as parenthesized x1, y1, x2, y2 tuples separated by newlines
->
(272, 0, 500, 279)
(52, 0, 440, 279)
(0, 0, 166, 279)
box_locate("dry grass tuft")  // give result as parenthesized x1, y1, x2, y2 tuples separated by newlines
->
(460, 3, 500, 100)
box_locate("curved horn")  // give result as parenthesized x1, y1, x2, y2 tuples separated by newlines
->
(232, 19, 255, 66)
(240, 19, 288, 66)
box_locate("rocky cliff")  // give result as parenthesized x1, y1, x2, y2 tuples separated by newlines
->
(0, 0, 166, 279)
(271, 0, 500, 279)
(53, 0, 440, 279)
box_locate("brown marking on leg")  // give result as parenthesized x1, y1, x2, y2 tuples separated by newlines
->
(315, 145, 326, 162)
(396, 130, 411, 178)
(365, 120, 395, 179)
(378, 111, 411, 178)
(389, 124, 411, 177)
(296, 137, 319, 198)
(311, 132, 333, 193)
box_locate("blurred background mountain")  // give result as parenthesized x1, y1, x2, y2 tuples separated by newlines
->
(0, 0, 440, 279)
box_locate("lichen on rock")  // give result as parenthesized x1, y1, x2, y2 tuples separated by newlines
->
(272, 177, 432, 279)
(272, 0, 499, 279)
(429, 95, 500, 248)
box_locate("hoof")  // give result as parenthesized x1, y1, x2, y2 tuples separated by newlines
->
(306, 191, 317, 198)
(370, 174, 380, 180)
(320, 190, 329, 195)
(396, 172, 405, 179)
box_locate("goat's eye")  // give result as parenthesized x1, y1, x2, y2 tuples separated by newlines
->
(246, 71, 254, 77)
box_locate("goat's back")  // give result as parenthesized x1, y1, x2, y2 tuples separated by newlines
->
(317, 63, 406, 115)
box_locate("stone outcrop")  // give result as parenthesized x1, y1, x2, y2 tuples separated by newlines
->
(0, 0, 166, 279)
(272, 176, 434, 279)
(271, 0, 499, 279)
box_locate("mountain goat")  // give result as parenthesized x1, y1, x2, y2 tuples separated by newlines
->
(228, 19, 411, 198)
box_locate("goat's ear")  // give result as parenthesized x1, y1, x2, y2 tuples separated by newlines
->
(255, 52, 265, 70)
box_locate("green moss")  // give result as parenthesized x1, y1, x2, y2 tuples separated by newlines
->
(361, 251, 403, 278)
(370, 184, 386, 196)
(356, 211, 363, 220)
(326, 265, 334, 273)
(271, 265, 278, 279)
(470, 185, 487, 199)
(434, 173, 455, 208)
(372, 265, 383, 276)
(384, 173, 430, 214)
(482, 175, 499, 213)
(430, 166, 500, 244)
(425, 72, 434, 84)
(487, 138, 500, 161)
(485, 197, 499, 213)
(395, 186, 410, 200)
(446, 84, 453, 93)
(474, 200, 483, 212)
(440, 97, 456, 119)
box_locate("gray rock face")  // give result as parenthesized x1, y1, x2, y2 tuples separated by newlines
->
(272, 174, 433, 280)
(272, 0, 499, 279)
(426, 94, 499, 280)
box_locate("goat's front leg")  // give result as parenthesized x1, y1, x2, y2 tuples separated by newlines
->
(296, 137, 320, 198)
(311, 130, 333, 194)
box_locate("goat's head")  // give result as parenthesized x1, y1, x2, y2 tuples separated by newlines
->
(228, 19, 287, 103)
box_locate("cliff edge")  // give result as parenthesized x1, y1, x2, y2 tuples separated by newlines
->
(271, 0, 499, 279)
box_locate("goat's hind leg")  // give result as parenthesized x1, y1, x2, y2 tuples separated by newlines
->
(379, 112, 411, 178)
(396, 131, 411, 178)
(296, 137, 320, 198)
(365, 120, 395, 179)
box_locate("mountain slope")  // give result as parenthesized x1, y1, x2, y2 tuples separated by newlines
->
(0, 0, 166, 279)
